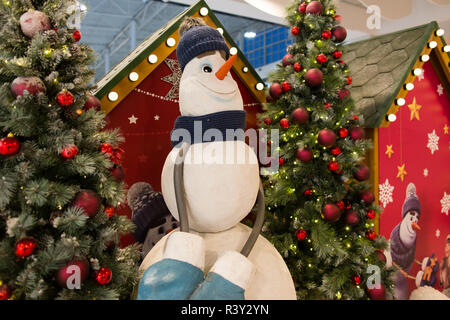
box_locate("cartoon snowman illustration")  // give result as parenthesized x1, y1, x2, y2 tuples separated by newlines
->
(136, 17, 296, 300)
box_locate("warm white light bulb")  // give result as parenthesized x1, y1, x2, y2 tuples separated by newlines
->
(387, 114, 397, 122)
(420, 54, 430, 62)
(148, 54, 158, 64)
(230, 47, 238, 55)
(444, 45, 450, 53)
(256, 83, 265, 91)
(428, 41, 437, 48)
(413, 68, 422, 76)
(404, 83, 414, 91)
(217, 28, 224, 35)
(108, 91, 118, 102)
(436, 29, 445, 37)
(199, 7, 209, 16)
(166, 38, 176, 47)
(129, 72, 139, 82)
(396, 98, 405, 106)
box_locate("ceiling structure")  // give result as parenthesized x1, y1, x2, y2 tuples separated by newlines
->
(79, 0, 450, 81)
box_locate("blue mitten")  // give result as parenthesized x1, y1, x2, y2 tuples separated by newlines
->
(189, 251, 254, 300)
(137, 232, 205, 300)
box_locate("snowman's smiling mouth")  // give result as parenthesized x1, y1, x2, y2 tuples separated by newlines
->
(196, 79, 237, 95)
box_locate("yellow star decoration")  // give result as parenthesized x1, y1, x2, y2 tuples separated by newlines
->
(408, 97, 422, 121)
(444, 124, 449, 135)
(397, 164, 407, 182)
(385, 145, 394, 159)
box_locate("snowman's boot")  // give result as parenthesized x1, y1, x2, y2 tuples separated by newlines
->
(189, 250, 254, 300)
(137, 231, 205, 300)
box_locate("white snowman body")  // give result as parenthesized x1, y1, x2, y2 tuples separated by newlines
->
(142, 50, 296, 299)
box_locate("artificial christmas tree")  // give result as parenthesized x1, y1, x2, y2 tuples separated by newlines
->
(0, 0, 140, 299)
(260, 0, 394, 300)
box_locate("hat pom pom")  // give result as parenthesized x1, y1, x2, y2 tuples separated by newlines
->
(179, 17, 207, 36)
(406, 182, 417, 199)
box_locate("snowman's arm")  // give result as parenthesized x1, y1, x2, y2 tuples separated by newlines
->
(414, 259, 422, 265)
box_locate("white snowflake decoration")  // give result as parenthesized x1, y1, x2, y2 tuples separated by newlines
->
(441, 192, 450, 216)
(417, 68, 425, 81)
(427, 130, 439, 155)
(423, 168, 428, 177)
(379, 179, 394, 208)
(436, 229, 441, 238)
(437, 84, 444, 96)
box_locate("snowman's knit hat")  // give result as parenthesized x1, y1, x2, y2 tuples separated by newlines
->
(177, 17, 229, 72)
(402, 183, 421, 219)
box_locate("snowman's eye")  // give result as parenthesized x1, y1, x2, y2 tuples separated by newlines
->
(202, 65, 213, 73)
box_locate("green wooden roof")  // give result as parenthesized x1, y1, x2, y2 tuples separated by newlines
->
(343, 21, 447, 128)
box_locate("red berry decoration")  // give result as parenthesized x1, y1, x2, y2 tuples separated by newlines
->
(269, 83, 283, 100)
(344, 210, 361, 226)
(353, 275, 362, 285)
(354, 164, 370, 181)
(0, 137, 20, 156)
(280, 118, 290, 129)
(338, 88, 351, 100)
(264, 118, 272, 125)
(332, 50, 343, 59)
(336, 201, 345, 210)
(56, 260, 90, 289)
(84, 95, 101, 111)
(282, 81, 292, 92)
(291, 107, 309, 124)
(73, 30, 81, 42)
(338, 128, 349, 138)
(334, 14, 342, 23)
(318, 129, 336, 147)
(278, 157, 285, 166)
(61, 145, 78, 160)
(282, 54, 293, 67)
(332, 26, 347, 43)
(296, 229, 307, 240)
(296, 148, 313, 162)
(322, 204, 341, 223)
(353, 115, 359, 121)
(305, 68, 323, 88)
(349, 127, 365, 140)
(56, 90, 75, 107)
(304, 189, 313, 196)
(330, 146, 341, 156)
(367, 284, 386, 300)
(105, 206, 115, 218)
(0, 284, 12, 300)
(299, 2, 307, 13)
(291, 26, 300, 36)
(322, 30, 332, 39)
(324, 102, 332, 109)
(306, 1, 324, 15)
(110, 165, 124, 182)
(293, 62, 302, 72)
(11, 76, 46, 97)
(361, 190, 375, 205)
(346, 76, 353, 85)
(367, 209, 376, 220)
(366, 230, 377, 241)
(73, 190, 101, 218)
(15, 237, 37, 259)
(328, 161, 339, 172)
(95, 267, 112, 285)
(316, 53, 327, 64)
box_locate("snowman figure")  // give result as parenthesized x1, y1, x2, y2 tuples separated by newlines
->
(137, 17, 295, 300)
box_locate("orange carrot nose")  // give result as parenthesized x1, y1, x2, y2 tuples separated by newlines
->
(412, 222, 421, 231)
(216, 54, 237, 80)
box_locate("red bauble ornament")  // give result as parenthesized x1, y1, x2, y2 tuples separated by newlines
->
(11, 76, 46, 97)
(324, 102, 332, 109)
(293, 62, 302, 72)
(282, 54, 293, 67)
(349, 127, 365, 140)
(282, 81, 292, 92)
(73, 30, 81, 42)
(269, 83, 283, 100)
(296, 148, 313, 162)
(367, 284, 386, 300)
(330, 146, 342, 156)
(361, 190, 375, 205)
(328, 161, 339, 172)
(19, 10, 51, 38)
(291, 107, 309, 124)
(346, 76, 353, 85)
(305, 68, 323, 88)
(318, 129, 336, 147)
(316, 53, 327, 64)
(296, 229, 307, 240)
(304, 189, 313, 196)
(322, 204, 341, 223)
(278, 157, 285, 166)
(84, 95, 101, 111)
(375, 250, 387, 264)
(322, 30, 332, 39)
(366, 230, 377, 241)
(73, 190, 101, 218)
(332, 26, 347, 43)
(353, 275, 362, 285)
(280, 118, 290, 129)
(0, 284, 12, 300)
(332, 50, 343, 59)
(56, 259, 90, 288)
(367, 209, 376, 219)
(61, 145, 78, 160)
(56, 90, 75, 107)
(291, 26, 300, 36)
(354, 164, 370, 181)
(110, 165, 124, 182)
(105, 206, 115, 218)
(306, 1, 324, 14)
(95, 267, 112, 285)
(336, 201, 345, 210)
(338, 128, 349, 138)
(299, 3, 307, 13)
(0, 137, 20, 156)
(338, 88, 351, 100)
(344, 210, 361, 226)
(264, 118, 272, 125)
(15, 237, 37, 258)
